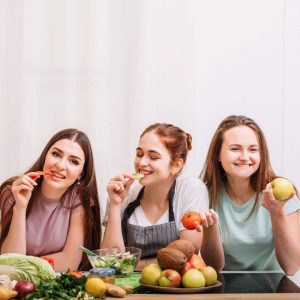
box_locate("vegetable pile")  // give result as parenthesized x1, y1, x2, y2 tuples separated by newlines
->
(25, 272, 87, 300)
(0, 253, 134, 299)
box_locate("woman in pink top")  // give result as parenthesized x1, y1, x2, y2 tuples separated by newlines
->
(0, 128, 101, 272)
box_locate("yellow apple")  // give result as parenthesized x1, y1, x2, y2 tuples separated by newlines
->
(182, 269, 205, 288)
(271, 178, 294, 201)
(141, 264, 162, 286)
(199, 266, 218, 286)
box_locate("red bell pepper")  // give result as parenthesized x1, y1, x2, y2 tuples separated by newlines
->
(41, 256, 55, 269)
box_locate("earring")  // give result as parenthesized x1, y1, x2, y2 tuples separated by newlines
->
(77, 180, 81, 186)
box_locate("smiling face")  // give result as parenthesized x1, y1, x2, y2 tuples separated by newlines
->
(219, 126, 261, 181)
(134, 132, 180, 186)
(41, 138, 85, 199)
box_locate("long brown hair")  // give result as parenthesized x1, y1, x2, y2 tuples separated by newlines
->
(200, 115, 276, 217)
(0, 128, 101, 270)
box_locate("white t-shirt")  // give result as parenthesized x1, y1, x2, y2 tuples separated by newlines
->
(120, 176, 209, 232)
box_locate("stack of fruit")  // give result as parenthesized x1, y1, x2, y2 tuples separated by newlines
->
(141, 240, 218, 289)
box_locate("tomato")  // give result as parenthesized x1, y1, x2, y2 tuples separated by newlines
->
(181, 211, 201, 230)
(41, 256, 55, 269)
(68, 271, 83, 278)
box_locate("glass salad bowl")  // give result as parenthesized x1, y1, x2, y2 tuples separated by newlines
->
(86, 247, 141, 275)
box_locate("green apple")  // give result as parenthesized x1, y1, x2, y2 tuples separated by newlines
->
(141, 263, 162, 286)
(182, 269, 205, 288)
(271, 178, 294, 201)
(199, 266, 217, 286)
(158, 269, 181, 287)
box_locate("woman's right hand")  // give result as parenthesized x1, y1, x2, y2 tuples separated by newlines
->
(107, 174, 135, 205)
(11, 172, 38, 209)
(195, 209, 219, 232)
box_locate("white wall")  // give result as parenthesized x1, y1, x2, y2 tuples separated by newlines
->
(0, 0, 299, 217)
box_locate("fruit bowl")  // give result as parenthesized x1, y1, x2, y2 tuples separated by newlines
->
(87, 247, 141, 275)
(139, 280, 222, 294)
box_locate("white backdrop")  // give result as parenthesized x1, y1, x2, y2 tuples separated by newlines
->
(0, 0, 300, 218)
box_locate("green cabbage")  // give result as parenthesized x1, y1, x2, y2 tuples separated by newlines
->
(0, 253, 55, 285)
(0, 265, 29, 281)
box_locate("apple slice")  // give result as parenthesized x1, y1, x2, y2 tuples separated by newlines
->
(132, 172, 144, 181)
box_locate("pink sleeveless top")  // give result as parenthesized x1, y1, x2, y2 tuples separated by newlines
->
(0, 185, 82, 256)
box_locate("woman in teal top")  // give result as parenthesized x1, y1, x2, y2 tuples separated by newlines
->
(198, 115, 300, 275)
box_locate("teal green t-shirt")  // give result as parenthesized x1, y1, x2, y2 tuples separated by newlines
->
(216, 187, 300, 271)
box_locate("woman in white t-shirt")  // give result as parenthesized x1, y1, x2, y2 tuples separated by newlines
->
(101, 123, 209, 270)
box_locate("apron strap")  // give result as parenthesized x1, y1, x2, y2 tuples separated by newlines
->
(121, 188, 144, 245)
(168, 180, 176, 222)
(122, 180, 176, 245)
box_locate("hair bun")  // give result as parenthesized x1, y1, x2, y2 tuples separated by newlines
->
(186, 133, 192, 151)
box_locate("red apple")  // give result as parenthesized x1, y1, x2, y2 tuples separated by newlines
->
(189, 254, 206, 270)
(179, 261, 196, 276)
(158, 269, 181, 288)
(181, 211, 201, 230)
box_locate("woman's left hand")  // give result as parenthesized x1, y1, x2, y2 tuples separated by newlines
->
(261, 183, 292, 215)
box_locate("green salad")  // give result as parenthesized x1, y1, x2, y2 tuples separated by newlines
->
(90, 252, 137, 274)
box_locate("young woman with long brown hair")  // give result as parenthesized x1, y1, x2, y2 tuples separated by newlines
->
(198, 115, 300, 275)
(0, 128, 101, 271)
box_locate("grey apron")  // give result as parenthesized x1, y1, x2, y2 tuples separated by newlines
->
(121, 180, 179, 258)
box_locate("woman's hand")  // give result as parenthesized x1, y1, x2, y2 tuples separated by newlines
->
(195, 209, 219, 232)
(197, 209, 224, 271)
(107, 174, 135, 205)
(135, 257, 158, 271)
(262, 184, 300, 275)
(11, 173, 38, 209)
(261, 183, 294, 215)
